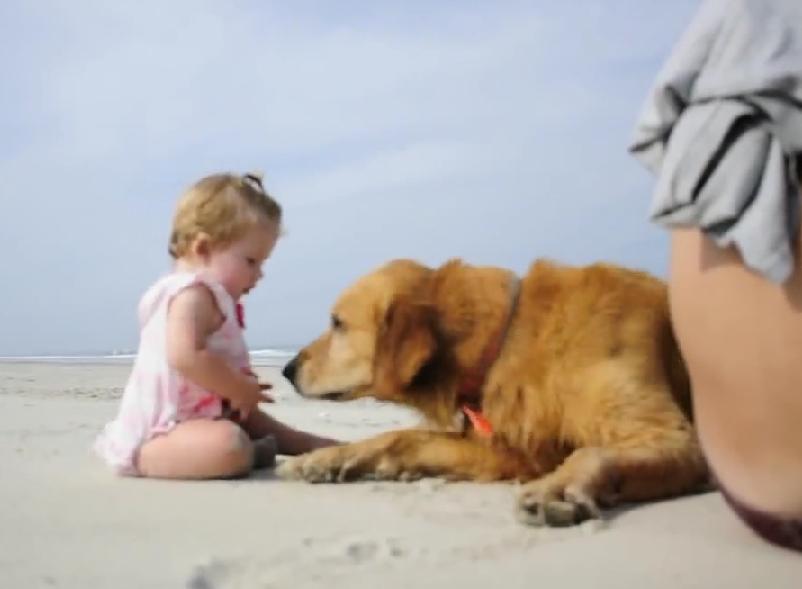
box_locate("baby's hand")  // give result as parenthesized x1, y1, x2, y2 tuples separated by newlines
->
(230, 375, 274, 420)
(241, 368, 274, 400)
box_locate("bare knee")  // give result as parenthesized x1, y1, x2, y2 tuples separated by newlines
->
(207, 421, 254, 477)
(137, 420, 255, 480)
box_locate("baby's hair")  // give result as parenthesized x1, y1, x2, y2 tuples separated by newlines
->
(168, 172, 282, 259)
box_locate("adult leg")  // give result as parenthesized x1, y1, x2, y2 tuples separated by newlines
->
(669, 227, 802, 516)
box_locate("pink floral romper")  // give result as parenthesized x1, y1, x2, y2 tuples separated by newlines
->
(94, 272, 250, 475)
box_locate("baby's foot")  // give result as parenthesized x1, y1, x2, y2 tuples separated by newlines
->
(253, 435, 277, 469)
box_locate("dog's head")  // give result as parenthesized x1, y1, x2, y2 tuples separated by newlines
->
(283, 258, 515, 423)
(283, 259, 444, 405)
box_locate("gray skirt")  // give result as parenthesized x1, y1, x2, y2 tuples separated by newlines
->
(630, 0, 802, 283)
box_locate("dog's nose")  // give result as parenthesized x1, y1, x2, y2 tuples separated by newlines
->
(282, 356, 299, 385)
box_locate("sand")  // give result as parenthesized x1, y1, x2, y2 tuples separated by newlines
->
(1, 360, 800, 588)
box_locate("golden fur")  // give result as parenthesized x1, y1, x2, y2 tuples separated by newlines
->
(278, 258, 707, 526)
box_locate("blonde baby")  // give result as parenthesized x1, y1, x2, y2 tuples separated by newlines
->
(95, 172, 337, 479)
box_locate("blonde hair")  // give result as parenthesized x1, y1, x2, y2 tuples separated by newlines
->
(168, 172, 282, 259)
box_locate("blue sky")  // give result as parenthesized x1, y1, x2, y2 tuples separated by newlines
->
(0, 1, 700, 355)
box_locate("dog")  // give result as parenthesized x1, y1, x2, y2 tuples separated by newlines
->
(277, 258, 707, 526)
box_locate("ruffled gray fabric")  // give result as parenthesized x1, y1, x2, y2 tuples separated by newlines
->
(630, 0, 802, 283)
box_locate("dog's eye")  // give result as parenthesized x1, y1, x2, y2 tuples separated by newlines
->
(331, 315, 344, 330)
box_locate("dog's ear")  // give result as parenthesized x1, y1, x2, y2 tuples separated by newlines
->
(374, 297, 438, 393)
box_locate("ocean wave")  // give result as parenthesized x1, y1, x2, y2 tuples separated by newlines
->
(249, 348, 296, 357)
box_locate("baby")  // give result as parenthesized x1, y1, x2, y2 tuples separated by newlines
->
(95, 172, 338, 478)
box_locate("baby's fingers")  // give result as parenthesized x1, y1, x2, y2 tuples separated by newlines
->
(259, 382, 274, 402)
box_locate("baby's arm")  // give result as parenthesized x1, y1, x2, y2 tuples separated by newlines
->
(166, 285, 271, 416)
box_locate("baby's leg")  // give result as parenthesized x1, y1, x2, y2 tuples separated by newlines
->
(241, 409, 339, 456)
(136, 419, 254, 479)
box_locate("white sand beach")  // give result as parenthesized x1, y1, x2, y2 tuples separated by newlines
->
(1, 360, 800, 588)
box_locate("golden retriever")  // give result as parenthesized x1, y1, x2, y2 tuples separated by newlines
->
(277, 258, 707, 526)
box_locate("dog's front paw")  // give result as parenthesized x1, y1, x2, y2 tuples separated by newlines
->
(516, 476, 601, 527)
(276, 446, 349, 483)
(277, 443, 395, 483)
(275, 440, 420, 483)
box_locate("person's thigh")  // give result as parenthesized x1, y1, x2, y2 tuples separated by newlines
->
(137, 419, 254, 479)
(669, 227, 802, 515)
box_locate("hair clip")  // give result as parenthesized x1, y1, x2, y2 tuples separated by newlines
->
(243, 171, 265, 192)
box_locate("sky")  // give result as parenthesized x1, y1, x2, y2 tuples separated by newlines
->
(0, 0, 701, 356)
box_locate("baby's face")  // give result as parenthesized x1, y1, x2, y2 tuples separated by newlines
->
(207, 222, 278, 300)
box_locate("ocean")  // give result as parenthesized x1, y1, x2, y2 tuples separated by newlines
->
(0, 348, 297, 367)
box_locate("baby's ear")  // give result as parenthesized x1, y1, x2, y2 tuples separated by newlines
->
(373, 297, 438, 394)
(190, 233, 212, 258)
